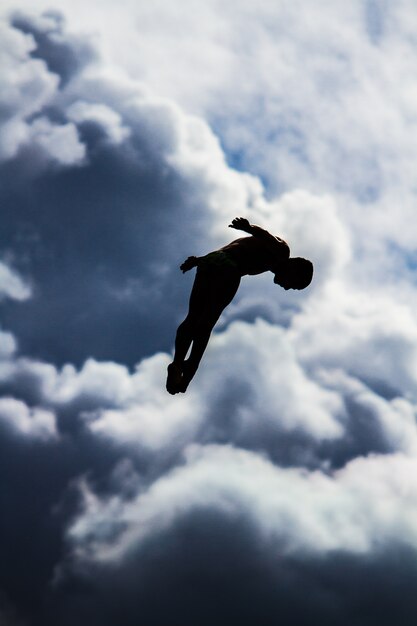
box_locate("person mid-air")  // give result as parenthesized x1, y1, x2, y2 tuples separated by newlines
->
(166, 217, 313, 394)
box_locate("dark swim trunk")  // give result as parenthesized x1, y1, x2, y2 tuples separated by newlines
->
(197, 250, 239, 273)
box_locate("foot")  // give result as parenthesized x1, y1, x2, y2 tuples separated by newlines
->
(177, 360, 195, 393)
(166, 362, 183, 395)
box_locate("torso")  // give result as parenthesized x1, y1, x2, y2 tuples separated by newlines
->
(220, 236, 290, 276)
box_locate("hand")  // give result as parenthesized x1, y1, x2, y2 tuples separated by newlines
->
(180, 256, 198, 273)
(228, 217, 251, 233)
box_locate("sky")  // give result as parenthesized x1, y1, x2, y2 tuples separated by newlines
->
(1, 0, 417, 624)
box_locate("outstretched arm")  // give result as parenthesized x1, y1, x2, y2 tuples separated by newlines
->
(229, 217, 285, 247)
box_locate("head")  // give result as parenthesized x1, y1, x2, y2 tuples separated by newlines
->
(274, 257, 313, 290)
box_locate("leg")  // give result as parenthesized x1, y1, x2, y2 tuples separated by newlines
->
(179, 317, 216, 392)
(166, 270, 208, 395)
(167, 267, 240, 394)
(166, 318, 193, 394)
(178, 268, 241, 392)
(170, 254, 205, 366)
(166, 314, 199, 395)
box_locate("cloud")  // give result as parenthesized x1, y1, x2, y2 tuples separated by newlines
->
(0, 19, 58, 161)
(0, 396, 57, 441)
(67, 445, 417, 561)
(47, 445, 417, 626)
(0, 4, 416, 626)
(94, 0, 416, 255)
(1, 10, 293, 367)
(0, 262, 31, 302)
(292, 284, 417, 398)
(66, 101, 130, 145)
(0, 15, 216, 364)
(10, 9, 96, 86)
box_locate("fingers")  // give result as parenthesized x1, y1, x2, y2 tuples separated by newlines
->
(229, 217, 245, 229)
(229, 217, 249, 230)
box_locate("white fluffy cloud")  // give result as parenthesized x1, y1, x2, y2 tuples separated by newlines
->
(5, 1, 416, 244)
(0, 19, 87, 167)
(0, 396, 57, 440)
(75, 0, 416, 253)
(292, 284, 417, 397)
(67, 444, 417, 568)
(66, 101, 130, 145)
(0, 19, 58, 160)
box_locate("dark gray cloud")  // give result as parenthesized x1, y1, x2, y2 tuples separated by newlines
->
(0, 399, 124, 624)
(49, 528, 417, 626)
(0, 140, 192, 364)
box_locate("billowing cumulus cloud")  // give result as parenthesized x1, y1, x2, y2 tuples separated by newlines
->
(68, 446, 417, 562)
(51, 447, 417, 626)
(0, 3, 417, 626)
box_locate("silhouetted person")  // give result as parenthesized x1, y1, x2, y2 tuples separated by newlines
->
(166, 217, 313, 394)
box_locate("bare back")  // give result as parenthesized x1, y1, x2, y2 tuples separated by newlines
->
(220, 236, 290, 276)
